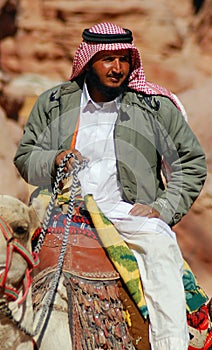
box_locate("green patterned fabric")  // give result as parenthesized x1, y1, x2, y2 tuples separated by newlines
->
(183, 261, 208, 313)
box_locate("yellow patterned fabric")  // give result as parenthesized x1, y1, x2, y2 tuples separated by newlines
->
(85, 194, 148, 317)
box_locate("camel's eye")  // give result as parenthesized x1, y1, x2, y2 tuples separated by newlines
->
(10, 223, 28, 236)
(15, 226, 28, 235)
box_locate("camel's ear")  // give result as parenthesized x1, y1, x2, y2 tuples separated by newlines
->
(29, 198, 46, 238)
(30, 198, 46, 223)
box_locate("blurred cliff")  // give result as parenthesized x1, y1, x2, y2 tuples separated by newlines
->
(0, 0, 211, 296)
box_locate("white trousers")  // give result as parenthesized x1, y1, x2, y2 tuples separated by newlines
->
(108, 215, 190, 350)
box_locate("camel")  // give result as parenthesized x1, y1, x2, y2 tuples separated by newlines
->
(0, 194, 41, 350)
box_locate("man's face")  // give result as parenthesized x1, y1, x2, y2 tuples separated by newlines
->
(85, 49, 131, 102)
(90, 49, 131, 88)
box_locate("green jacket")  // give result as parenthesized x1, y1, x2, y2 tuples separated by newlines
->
(14, 80, 207, 226)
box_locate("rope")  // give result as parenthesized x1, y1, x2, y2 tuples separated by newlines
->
(34, 153, 86, 254)
(33, 152, 87, 336)
(0, 300, 34, 337)
(34, 153, 71, 254)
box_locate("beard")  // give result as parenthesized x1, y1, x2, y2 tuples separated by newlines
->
(85, 66, 129, 100)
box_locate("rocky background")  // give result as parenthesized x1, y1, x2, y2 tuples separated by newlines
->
(0, 0, 212, 296)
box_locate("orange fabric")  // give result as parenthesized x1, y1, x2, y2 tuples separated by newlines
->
(71, 117, 80, 149)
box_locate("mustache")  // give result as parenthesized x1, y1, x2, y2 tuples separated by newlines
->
(107, 72, 124, 79)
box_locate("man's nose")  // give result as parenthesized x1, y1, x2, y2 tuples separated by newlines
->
(112, 58, 121, 72)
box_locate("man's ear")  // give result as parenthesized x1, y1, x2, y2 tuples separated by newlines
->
(84, 63, 90, 72)
(85, 58, 93, 72)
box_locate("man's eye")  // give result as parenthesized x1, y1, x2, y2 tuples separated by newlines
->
(104, 57, 113, 61)
(121, 56, 130, 62)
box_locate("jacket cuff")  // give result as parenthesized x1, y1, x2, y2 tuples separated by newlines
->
(152, 198, 182, 226)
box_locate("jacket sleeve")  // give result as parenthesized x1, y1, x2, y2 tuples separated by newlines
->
(151, 97, 207, 226)
(14, 92, 62, 187)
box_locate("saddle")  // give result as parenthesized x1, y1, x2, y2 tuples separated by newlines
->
(33, 227, 119, 281)
(32, 206, 150, 350)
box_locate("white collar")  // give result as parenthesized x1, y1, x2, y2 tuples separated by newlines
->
(81, 82, 121, 112)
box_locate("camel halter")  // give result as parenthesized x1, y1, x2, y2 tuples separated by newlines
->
(0, 216, 39, 304)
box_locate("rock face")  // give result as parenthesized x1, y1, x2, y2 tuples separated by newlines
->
(0, 106, 29, 202)
(0, 0, 212, 296)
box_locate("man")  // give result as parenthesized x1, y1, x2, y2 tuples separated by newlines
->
(14, 23, 207, 350)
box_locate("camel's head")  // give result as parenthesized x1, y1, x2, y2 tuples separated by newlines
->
(0, 195, 41, 246)
(0, 195, 41, 290)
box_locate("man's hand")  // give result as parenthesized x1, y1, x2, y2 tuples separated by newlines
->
(55, 148, 83, 173)
(129, 203, 160, 218)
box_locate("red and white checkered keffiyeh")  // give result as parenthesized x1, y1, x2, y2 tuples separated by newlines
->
(70, 23, 183, 112)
